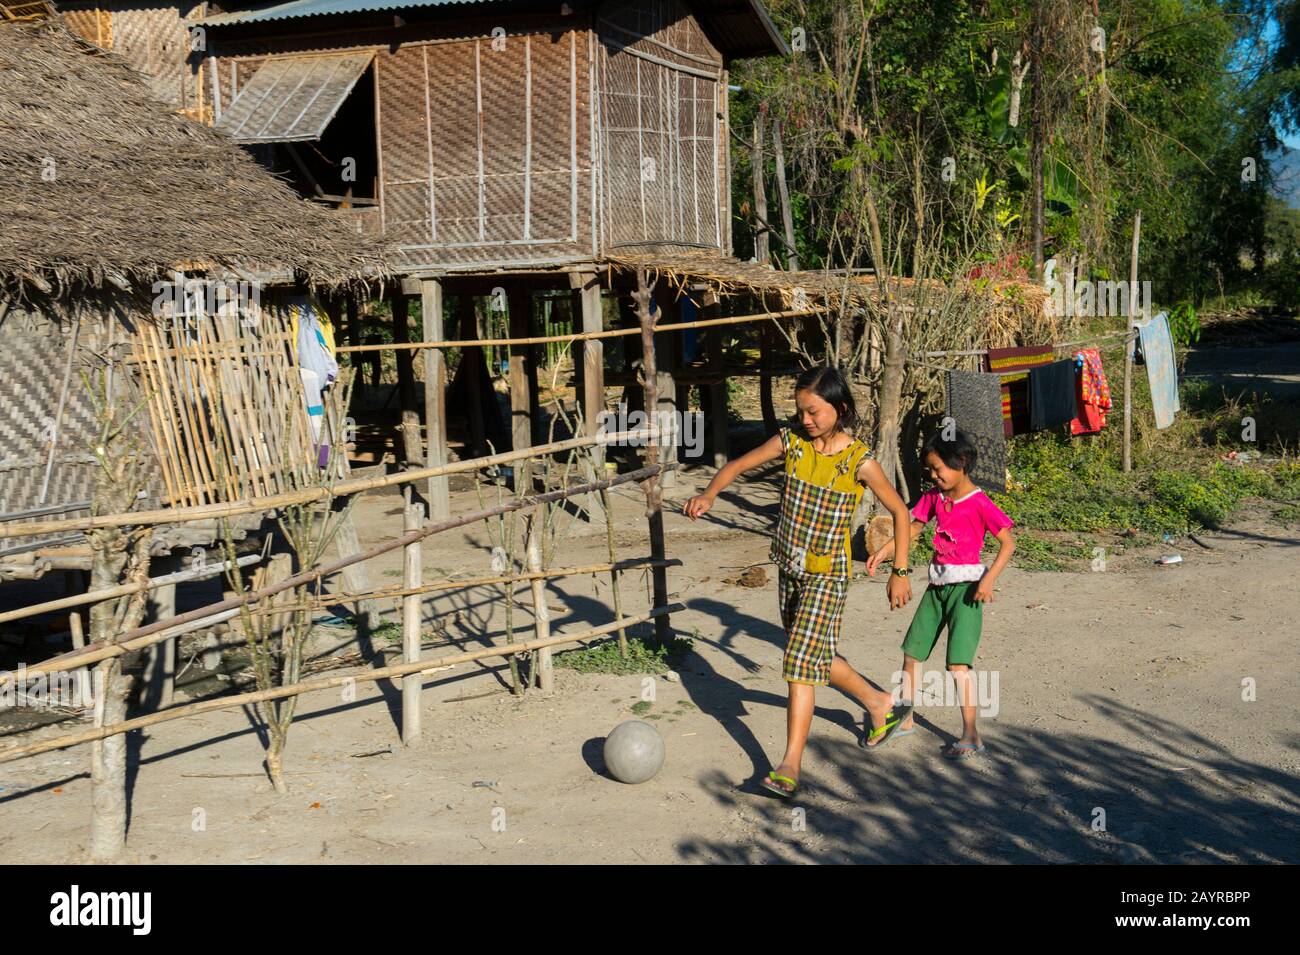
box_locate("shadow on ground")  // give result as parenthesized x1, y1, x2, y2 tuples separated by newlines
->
(673, 694, 1300, 864)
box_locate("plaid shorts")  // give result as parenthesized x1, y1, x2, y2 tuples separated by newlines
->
(777, 571, 848, 685)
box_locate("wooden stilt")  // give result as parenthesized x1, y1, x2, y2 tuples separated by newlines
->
(507, 287, 533, 456)
(652, 283, 679, 490)
(389, 291, 422, 466)
(572, 270, 606, 523)
(147, 551, 177, 709)
(420, 279, 450, 519)
(701, 289, 729, 466)
(459, 295, 488, 457)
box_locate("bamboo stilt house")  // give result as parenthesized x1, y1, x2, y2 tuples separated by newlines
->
(0, 12, 388, 575)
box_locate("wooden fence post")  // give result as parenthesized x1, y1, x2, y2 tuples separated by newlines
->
(1123, 210, 1141, 474)
(402, 501, 424, 745)
(525, 508, 553, 692)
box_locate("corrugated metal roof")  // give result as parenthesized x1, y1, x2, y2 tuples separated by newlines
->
(202, 0, 497, 27)
(202, 1, 788, 58)
(215, 51, 373, 142)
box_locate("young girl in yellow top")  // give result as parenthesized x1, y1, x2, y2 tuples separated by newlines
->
(683, 366, 914, 797)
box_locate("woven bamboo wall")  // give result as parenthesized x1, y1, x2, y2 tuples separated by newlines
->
(376, 25, 595, 270)
(0, 301, 164, 550)
(204, 4, 732, 269)
(60, 3, 205, 114)
(596, 0, 725, 251)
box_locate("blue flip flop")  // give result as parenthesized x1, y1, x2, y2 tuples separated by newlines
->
(943, 742, 986, 759)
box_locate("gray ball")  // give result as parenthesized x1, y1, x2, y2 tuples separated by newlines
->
(603, 720, 665, 784)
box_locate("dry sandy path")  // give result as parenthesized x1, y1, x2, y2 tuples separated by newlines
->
(2, 466, 1297, 864)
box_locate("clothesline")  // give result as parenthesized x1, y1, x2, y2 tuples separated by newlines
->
(917, 328, 1136, 362)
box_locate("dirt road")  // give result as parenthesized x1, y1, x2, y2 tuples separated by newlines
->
(2, 464, 1296, 864)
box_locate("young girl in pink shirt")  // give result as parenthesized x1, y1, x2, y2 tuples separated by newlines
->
(867, 430, 1015, 758)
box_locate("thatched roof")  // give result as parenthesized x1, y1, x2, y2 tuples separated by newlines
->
(0, 16, 388, 294)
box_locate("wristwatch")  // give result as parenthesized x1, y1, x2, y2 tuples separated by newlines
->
(890, 567, 911, 577)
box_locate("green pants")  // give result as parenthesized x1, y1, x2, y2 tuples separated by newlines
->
(901, 582, 983, 666)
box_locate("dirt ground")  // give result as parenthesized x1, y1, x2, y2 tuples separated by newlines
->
(2, 456, 1298, 865)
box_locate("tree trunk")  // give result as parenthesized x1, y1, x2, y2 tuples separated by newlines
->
(772, 119, 798, 271)
(752, 117, 770, 266)
(633, 269, 671, 646)
(873, 309, 908, 504)
(90, 657, 130, 861)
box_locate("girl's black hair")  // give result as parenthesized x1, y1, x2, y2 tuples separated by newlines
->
(794, 365, 858, 431)
(922, 429, 979, 474)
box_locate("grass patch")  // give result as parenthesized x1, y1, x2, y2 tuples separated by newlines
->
(554, 631, 694, 675)
(1010, 534, 1092, 572)
(1274, 502, 1300, 525)
(631, 700, 653, 716)
(999, 435, 1298, 536)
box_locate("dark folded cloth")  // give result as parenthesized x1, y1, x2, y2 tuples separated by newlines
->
(1029, 359, 1077, 431)
(945, 369, 1007, 493)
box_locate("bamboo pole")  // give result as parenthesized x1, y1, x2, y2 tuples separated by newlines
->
(0, 605, 683, 763)
(402, 502, 424, 745)
(329, 306, 825, 354)
(2, 464, 672, 687)
(0, 429, 658, 540)
(217, 557, 682, 617)
(0, 553, 262, 627)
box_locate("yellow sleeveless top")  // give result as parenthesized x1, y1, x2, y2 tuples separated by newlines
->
(770, 428, 872, 578)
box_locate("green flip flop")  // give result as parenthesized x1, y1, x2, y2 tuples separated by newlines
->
(760, 771, 799, 798)
(861, 702, 914, 750)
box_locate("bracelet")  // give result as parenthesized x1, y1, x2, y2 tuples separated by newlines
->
(890, 566, 911, 577)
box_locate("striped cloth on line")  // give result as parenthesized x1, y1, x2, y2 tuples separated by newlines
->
(984, 345, 1056, 436)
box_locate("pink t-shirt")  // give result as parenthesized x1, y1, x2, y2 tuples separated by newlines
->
(911, 488, 1014, 566)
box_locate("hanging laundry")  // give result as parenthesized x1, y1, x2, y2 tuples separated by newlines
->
(288, 297, 339, 446)
(945, 369, 1007, 493)
(1028, 359, 1077, 431)
(1070, 347, 1112, 436)
(984, 344, 1055, 436)
(1135, 311, 1180, 429)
